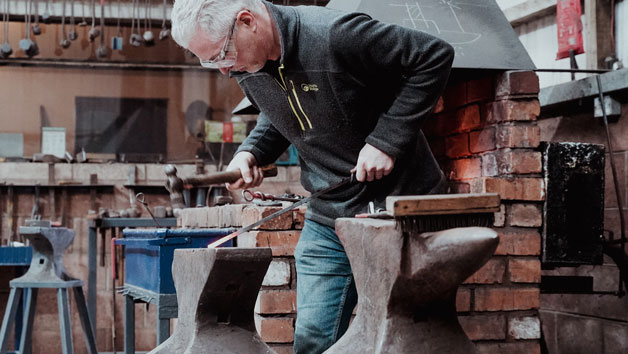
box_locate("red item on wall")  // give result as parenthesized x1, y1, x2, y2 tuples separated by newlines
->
(556, 0, 584, 60)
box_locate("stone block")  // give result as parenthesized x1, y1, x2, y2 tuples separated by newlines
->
(603, 320, 628, 354)
(446, 133, 470, 159)
(540, 294, 628, 322)
(459, 314, 506, 340)
(474, 287, 540, 311)
(496, 125, 541, 149)
(255, 290, 297, 314)
(509, 258, 541, 283)
(178, 207, 209, 228)
(482, 153, 498, 177)
(470, 127, 496, 153)
(254, 315, 295, 343)
(464, 258, 505, 284)
(509, 204, 543, 227)
(238, 230, 301, 256)
(557, 312, 603, 354)
(495, 70, 540, 98)
(485, 99, 540, 123)
(508, 315, 541, 339)
(242, 205, 293, 230)
(0, 162, 48, 184)
(262, 259, 292, 287)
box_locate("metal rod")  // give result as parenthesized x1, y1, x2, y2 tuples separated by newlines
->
(596, 74, 626, 296)
(0, 58, 208, 71)
(534, 68, 611, 73)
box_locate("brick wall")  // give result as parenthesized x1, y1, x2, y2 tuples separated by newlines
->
(423, 70, 543, 354)
(177, 70, 545, 354)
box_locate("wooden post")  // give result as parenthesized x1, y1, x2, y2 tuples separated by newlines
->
(584, 0, 614, 70)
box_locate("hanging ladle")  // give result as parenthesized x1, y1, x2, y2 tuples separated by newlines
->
(78, 0, 88, 26)
(158, 0, 168, 40)
(95, 0, 107, 57)
(1, 0, 12, 57)
(32, 0, 41, 35)
(142, 0, 154, 46)
(68, 0, 77, 40)
(19, 0, 39, 56)
(88, 0, 100, 41)
(129, 0, 142, 47)
(59, 0, 70, 48)
(41, 0, 50, 23)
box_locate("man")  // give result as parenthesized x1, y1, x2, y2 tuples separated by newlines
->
(171, 0, 454, 352)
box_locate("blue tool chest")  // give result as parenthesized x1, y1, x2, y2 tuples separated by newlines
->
(116, 228, 234, 294)
(0, 246, 32, 266)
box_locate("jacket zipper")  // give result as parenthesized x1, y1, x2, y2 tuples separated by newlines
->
(275, 64, 312, 131)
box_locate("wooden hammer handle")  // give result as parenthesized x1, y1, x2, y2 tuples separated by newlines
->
(183, 165, 278, 187)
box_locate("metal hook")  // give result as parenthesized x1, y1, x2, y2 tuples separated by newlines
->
(135, 192, 161, 227)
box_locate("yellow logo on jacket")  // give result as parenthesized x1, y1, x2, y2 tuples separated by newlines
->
(301, 83, 319, 92)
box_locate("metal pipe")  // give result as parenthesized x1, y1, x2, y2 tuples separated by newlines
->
(596, 74, 626, 296)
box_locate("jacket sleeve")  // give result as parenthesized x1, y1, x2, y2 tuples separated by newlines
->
(235, 96, 291, 166)
(330, 13, 454, 158)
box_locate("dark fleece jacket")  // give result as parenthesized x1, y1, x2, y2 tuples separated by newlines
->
(233, 1, 454, 227)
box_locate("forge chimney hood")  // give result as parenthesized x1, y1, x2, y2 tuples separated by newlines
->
(326, 0, 535, 71)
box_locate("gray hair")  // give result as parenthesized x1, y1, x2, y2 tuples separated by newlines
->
(171, 0, 266, 48)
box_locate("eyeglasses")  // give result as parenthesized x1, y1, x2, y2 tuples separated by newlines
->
(199, 19, 237, 69)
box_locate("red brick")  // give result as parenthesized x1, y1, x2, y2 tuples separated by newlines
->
(474, 287, 540, 311)
(496, 150, 543, 174)
(459, 314, 506, 340)
(509, 204, 543, 227)
(495, 70, 540, 97)
(473, 177, 545, 201)
(242, 206, 293, 230)
(496, 125, 541, 148)
(255, 315, 295, 343)
(476, 341, 541, 354)
(256, 290, 297, 314)
(446, 134, 470, 158)
(238, 230, 300, 256)
(509, 258, 541, 283)
(464, 258, 506, 284)
(456, 288, 471, 312)
(493, 204, 506, 227)
(467, 76, 495, 103)
(456, 104, 482, 132)
(485, 99, 540, 123)
(495, 229, 541, 256)
(292, 206, 306, 230)
(424, 111, 456, 137)
(470, 127, 496, 153)
(449, 182, 471, 194)
(449, 157, 482, 180)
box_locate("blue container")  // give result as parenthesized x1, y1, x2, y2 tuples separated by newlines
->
(0, 246, 32, 266)
(116, 228, 234, 294)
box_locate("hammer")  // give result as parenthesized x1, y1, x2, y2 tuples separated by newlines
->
(164, 164, 278, 210)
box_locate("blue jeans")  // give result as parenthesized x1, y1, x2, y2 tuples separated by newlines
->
(293, 219, 358, 354)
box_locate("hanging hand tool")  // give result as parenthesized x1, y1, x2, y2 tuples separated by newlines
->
(68, 0, 77, 40)
(88, 0, 100, 41)
(158, 0, 169, 40)
(41, 0, 50, 23)
(242, 190, 303, 203)
(19, 0, 39, 57)
(111, 0, 123, 50)
(142, 0, 154, 46)
(207, 175, 355, 248)
(129, 0, 142, 46)
(32, 0, 41, 35)
(1, 0, 12, 57)
(60, 0, 71, 48)
(95, 0, 107, 57)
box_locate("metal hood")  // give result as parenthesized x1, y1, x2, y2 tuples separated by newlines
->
(326, 0, 535, 70)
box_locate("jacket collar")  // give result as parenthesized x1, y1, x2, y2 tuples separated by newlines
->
(264, 1, 299, 65)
